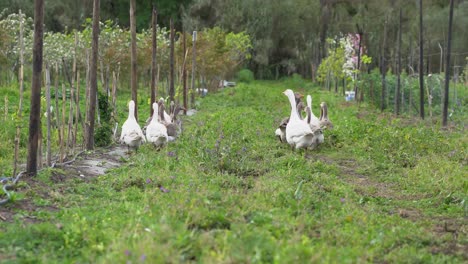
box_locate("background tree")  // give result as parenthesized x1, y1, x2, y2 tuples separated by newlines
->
(26, 0, 44, 176)
(85, 0, 100, 150)
(130, 0, 138, 120)
(443, 0, 455, 127)
(419, 0, 425, 119)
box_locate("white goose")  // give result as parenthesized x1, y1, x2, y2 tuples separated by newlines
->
(319, 102, 334, 129)
(305, 95, 324, 147)
(284, 89, 314, 150)
(145, 102, 168, 148)
(120, 100, 146, 151)
(159, 102, 177, 142)
(305, 105, 324, 148)
(275, 101, 305, 143)
(306, 95, 321, 127)
(158, 98, 172, 122)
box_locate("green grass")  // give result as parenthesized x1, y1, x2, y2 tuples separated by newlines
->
(0, 80, 467, 263)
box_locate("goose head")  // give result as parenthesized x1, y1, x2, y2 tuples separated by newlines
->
(128, 100, 136, 119)
(305, 105, 312, 125)
(171, 104, 186, 121)
(294, 92, 303, 105)
(283, 89, 301, 121)
(306, 95, 312, 108)
(152, 102, 159, 120)
(159, 102, 166, 122)
(320, 102, 334, 129)
(169, 101, 175, 116)
(296, 101, 305, 120)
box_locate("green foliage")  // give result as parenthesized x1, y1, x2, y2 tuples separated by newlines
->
(317, 39, 345, 83)
(94, 124, 113, 148)
(195, 27, 252, 87)
(94, 92, 112, 147)
(236, 68, 254, 83)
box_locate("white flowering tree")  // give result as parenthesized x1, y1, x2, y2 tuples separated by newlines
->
(317, 34, 371, 94)
(0, 11, 33, 81)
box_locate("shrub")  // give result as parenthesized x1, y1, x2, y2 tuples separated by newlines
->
(94, 91, 113, 147)
(236, 68, 254, 83)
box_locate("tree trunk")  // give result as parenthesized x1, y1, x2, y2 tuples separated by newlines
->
(85, 0, 99, 150)
(45, 64, 51, 166)
(191, 31, 197, 108)
(130, 0, 138, 120)
(54, 63, 60, 144)
(112, 71, 117, 120)
(13, 10, 25, 176)
(438, 43, 443, 74)
(67, 78, 75, 156)
(418, 0, 425, 119)
(443, 0, 454, 127)
(27, 0, 44, 176)
(169, 18, 175, 102)
(183, 31, 188, 115)
(75, 70, 81, 148)
(150, 6, 157, 116)
(355, 24, 363, 95)
(381, 16, 388, 112)
(60, 83, 66, 162)
(395, 8, 402, 115)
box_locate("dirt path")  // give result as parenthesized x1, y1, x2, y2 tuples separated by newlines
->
(310, 153, 467, 259)
(0, 145, 128, 223)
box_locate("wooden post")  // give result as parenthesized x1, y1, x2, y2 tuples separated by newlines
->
(418, 0, 425, 119)
(75, 70, 80, 148)
(191, 31, 197, 108)
(130, 0, 138, 120)
(150, 6, 158, 116)
(85, 0, 100, 150)
(438, 43, 443, 74)
(13, 9, 25, 176)
(54, 62, 61, 145)
(169, 18, 175, 102)
(111, 71, 117, 120)
(27, 0, 45, 176)
(381, 15, 388, 112)
(60, 83, 66, 162)
(45, 64, 51, 166)
(182, 31, 187, 115)
(395, 8, 402, 115)
(442, 0, 454, 127)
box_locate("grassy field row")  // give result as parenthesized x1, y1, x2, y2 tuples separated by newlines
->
(0, 80, 466, 263)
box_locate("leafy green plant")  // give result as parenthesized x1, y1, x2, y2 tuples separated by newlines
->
(236, 68, 254, 83)
(94, 91, 113, 147)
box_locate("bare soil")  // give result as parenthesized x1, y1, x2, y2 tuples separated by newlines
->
(0, 145, 128, 223)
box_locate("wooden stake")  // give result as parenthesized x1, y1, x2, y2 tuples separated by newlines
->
(55, 62, 61, 145)
(190, 31, 197, 108)
(13, 10, 25, 176)
(26, 0, 44, 176)
(75, 70, 81, 148)
(45, 64, 51, 166)
(169, 18, 175, 102)
(130, 0, 138, 120)
(85, 0, 100, 150)
(150, 6, 158, 116)
(182, 31, 187, 115)
(60, 83, 66, 162)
